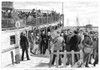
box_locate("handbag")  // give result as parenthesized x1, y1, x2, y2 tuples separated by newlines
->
(83, 46, 93, 53)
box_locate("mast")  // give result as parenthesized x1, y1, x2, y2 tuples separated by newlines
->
(76, 17, 79, 26)
(67, 19, 69, 26)
(76, 17, 80, 30)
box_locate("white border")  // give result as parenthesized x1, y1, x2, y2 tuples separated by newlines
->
(0, 0, 100, 70)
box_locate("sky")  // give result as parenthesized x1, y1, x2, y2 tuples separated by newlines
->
(13, 2, 62, 13)
(13, 0, 99, 26)
(64, 0, 99, 26)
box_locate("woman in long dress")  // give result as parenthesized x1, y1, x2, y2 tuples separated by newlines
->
(32, 35, 40, 55)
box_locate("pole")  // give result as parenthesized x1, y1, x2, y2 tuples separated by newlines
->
(62, 2, 64, 30)
(11, 51, 14, 65)
(67, 19, 69, 26)
(46, 10, 49, 35)
(33, 8, 36, 40)
(36, 7, 37, 27)
(50, 11, 52, 32)
(15, 28, 20, 64)
(62, 2, 63, 17)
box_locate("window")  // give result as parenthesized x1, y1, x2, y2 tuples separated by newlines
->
(10, 35, 16, 45)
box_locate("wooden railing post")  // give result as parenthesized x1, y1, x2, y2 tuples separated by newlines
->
(56, 50, 59, 68)
(11, 51, 14, 65)
(49, 53, 53, 67)
(71, 50, 74, 66)
(63, 50, 67, 67)
(80, 50, 83, 63)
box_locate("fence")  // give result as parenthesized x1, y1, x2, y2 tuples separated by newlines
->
(49, 50, 83, 68)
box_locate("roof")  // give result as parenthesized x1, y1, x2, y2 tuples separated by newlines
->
(2, 2, 13, 9)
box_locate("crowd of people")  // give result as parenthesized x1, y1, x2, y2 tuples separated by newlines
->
(50, 28, 98, 67)
(20, 25, 98, 67)
(2, 9, 12, 18)
(17, 9, 61, 25)
(19, 24, 62, 60)
(17, 9, 61, 19)
(2, 9, 61, 18)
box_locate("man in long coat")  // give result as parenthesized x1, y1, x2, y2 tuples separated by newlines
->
(40, 31, 47, 54)
(20, 32, 30, 61)
(69, 30, 81, 62)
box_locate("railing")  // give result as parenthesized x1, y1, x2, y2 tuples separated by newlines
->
(1, 46, 19, 53)
(2, 15, 62, 31)
(49, 50, 83, 68)
(26, 16, 60, 26)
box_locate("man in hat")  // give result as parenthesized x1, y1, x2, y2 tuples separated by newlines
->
(40, 30, 47, 55)
(63, 29, 72, 65)
(20, 32, 30, 61)
(69, 30, 81, 62)
(47, 31, 52, 54)
(64, 29, 71, 51)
